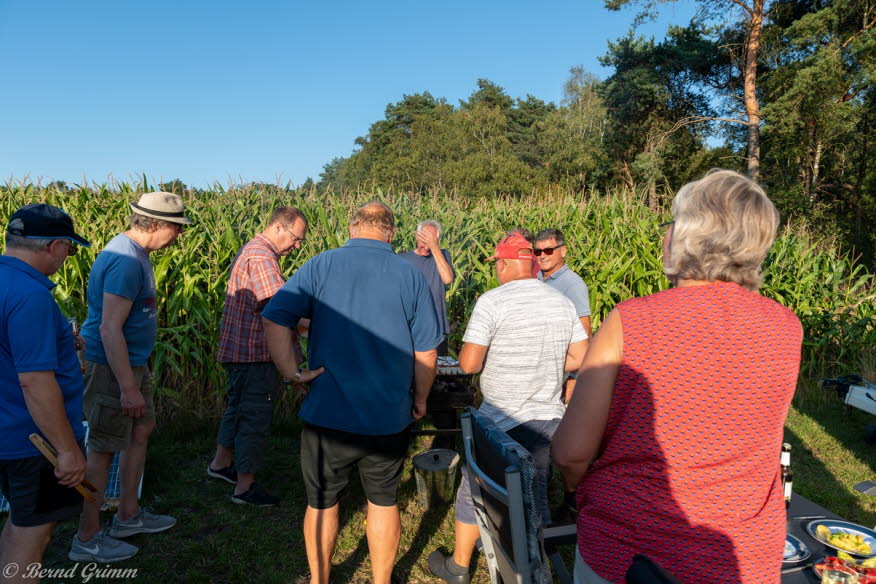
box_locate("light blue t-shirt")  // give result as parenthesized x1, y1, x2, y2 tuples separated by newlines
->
(538, 264, 591, 318)
(82, 234, 158, 367)
(0, 256, 86, 458)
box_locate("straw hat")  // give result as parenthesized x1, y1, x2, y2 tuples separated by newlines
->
(129, 192, 192, 225)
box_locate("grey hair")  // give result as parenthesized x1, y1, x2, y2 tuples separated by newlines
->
(664, 169, 779, 291)
(417, 219, 441, 236)
(130, 213, 172, 232)
(4, 234, 53, 252)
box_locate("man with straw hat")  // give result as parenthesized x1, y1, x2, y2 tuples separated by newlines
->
(0, 204, 92, 577)
(71, 192, 190, 563)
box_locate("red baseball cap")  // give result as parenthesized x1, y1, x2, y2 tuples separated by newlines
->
(486, 233, 534, 261)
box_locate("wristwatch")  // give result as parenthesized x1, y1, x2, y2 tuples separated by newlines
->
(282, 369, 303, 385)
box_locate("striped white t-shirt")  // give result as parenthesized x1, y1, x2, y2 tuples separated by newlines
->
(463, 278, 588, 431)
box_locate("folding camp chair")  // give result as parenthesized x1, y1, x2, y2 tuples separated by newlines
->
(461, 408, 572, 584)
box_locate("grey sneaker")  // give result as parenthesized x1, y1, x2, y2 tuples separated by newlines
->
(69, 530, 139, 562)
(109, 508, 177, 538)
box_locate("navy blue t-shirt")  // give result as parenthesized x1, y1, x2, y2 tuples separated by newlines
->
(262, 238, 442, 435)
(399, 249, 453, 337)
(0, 256, 86, 459)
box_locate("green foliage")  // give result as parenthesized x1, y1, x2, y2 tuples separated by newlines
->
(3, 182, 873, 421)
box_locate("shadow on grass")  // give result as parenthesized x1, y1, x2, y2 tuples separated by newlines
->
(394, 471, 454, 581)
(785, 424, 872, 523)
(788, 383, 876, 524)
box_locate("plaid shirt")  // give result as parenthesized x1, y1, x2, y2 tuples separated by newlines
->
(217, 234, 288, 363)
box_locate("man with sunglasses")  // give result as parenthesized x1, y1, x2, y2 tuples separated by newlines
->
(535, 228, 592, 341)
(1, 204, 93, 577)
(534, 227, 592, 521)
(208, 206, 308, 506)
(72, 192, 190, 563)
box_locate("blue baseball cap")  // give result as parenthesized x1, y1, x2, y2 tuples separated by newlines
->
(7, 204, 91, 247)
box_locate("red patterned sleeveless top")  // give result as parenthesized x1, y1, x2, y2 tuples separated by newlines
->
(576, 281, 802, 584)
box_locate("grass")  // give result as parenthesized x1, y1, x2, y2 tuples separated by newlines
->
(31, 375, 876, 584)
(40, 416, 490, 584)
(786, 375, 876, 524)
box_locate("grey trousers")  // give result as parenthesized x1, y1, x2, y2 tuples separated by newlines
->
(574, 549, 615, 584)
(216, 362, 280, 474)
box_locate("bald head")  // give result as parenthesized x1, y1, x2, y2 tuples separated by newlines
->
(349, 201, 395, 242)
(496, 258, 534, 284)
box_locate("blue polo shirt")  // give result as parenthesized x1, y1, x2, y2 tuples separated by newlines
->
(262, 238, 442, 435)
(538, 264, 591, 318)
(0, 256, 86, 459)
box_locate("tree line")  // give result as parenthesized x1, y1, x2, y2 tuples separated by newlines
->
(317, 0, 875, 264)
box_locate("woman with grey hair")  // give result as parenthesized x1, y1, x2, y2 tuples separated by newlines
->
(553, 170, 803, 584)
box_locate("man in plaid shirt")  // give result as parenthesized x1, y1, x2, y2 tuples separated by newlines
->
(208, 206, 308, 506)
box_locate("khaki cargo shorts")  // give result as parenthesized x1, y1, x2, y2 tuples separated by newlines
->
(83, 360, 156, 453)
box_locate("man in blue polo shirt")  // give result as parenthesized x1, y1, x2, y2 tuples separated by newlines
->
(262, 201, 440, 584)
(0, 205, 117, 574)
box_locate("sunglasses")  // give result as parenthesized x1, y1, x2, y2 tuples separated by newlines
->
(533, 245, 562, 257)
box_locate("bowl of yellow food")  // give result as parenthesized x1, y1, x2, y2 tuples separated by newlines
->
(808, 520, 876, 558)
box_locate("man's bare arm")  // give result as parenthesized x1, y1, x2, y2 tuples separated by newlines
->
(19, 371, 86, 486)
(99, 293, 143, 418)
(432, 250, 455, 286)
(564, 339, 589, 373)
(412, 349, 438, 420)
(580, 315, 592, 339)
(263, 318, 324, 388)
(459, 342, 488, 374)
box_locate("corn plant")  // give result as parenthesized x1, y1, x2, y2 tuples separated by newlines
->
(1, 181, 873, 420)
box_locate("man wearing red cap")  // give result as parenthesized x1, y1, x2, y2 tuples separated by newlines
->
(428, 233, 589, 584)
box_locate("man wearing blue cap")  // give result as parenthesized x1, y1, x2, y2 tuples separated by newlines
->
(0, 204, 104, 576)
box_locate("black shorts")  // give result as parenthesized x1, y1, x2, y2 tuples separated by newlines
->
(300, 423, 411, 509)
(0, 441, 85, 527)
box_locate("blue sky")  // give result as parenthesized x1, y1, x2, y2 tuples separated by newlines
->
(0, 0, 697, 188)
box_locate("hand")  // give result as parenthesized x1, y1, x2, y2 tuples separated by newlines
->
(120, 387, 146, 418)
(416, 230, 440, 252)
(73, 334, 86, 352)
(411, 398, 428, 420)
(292, 367, 326, 395)
(55, 447, 87, 487)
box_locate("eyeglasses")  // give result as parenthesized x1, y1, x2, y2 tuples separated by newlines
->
(56, 240, 77, 256)
(660, 221, 674, 229)
(283, 225, 306, 244)
(533, 245, 562, 257)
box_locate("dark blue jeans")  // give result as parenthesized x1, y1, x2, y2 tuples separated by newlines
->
(455, 417, 561, 525)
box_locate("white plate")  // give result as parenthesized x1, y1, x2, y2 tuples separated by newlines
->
(807, 520, 876, 558)
(784, 533, 810, 563)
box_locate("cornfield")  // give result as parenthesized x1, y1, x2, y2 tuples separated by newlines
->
(2, 181, 874, 419)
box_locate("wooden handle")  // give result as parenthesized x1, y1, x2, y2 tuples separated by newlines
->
(28, 434, 97, 503)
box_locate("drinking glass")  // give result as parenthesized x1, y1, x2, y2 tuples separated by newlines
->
(822, 568, 859, 584)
